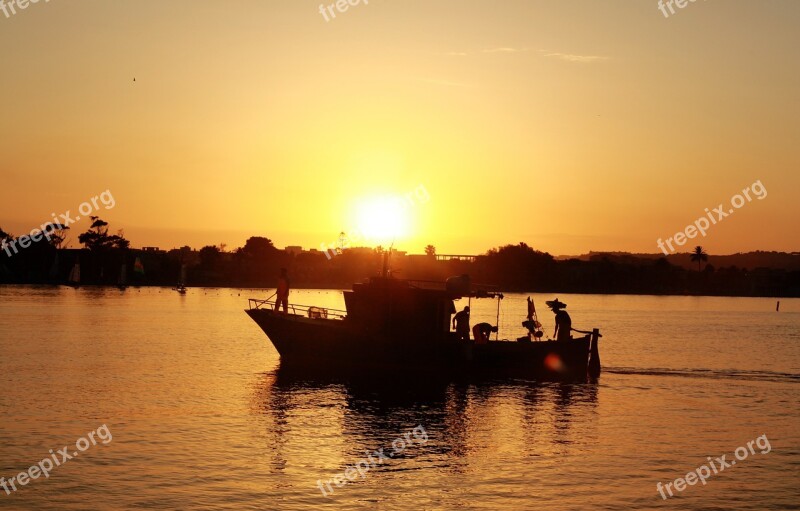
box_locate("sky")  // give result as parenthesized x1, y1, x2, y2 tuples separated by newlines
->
(1, 0, 798, 256)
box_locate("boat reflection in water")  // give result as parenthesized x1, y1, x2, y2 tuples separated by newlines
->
(251, 363, 600, 491)
(246, 264, 602, 382)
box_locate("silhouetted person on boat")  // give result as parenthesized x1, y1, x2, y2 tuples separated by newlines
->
(275, 268, 290, 313)
(453, 306, 470, 341)
(472, 322, 498, 344)
(546, 299, 572, 342)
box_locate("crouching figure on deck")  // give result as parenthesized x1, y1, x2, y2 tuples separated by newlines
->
(472, 322, 498, 344)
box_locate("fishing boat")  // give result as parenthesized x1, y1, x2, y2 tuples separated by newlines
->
(67, 261, 81, 288)
(245, 260, 601, 381)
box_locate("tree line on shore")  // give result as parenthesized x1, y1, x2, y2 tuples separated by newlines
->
(1, 220, 798, 296)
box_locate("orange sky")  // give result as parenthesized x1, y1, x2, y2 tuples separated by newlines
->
(1, 0, 798, 255)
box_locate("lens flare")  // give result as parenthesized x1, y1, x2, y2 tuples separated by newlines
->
(544, 353, 565, 373)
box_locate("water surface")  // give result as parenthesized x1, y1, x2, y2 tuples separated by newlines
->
(1, 286, 798, 510)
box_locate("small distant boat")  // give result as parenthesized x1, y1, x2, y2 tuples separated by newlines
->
(246, 257, 602, 381)
(67, 261, 81, 288)
(175, 264, 187, 294)
(117, 262, 128, 290)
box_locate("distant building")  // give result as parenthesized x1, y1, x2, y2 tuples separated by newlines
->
(142, 246, 163, 253)
(436, 254, 477, 262)
(284, 246, 303, 256)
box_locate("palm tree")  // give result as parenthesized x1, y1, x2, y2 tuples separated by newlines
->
(690, 246, 708, 272)
(424, 244, 436, 257)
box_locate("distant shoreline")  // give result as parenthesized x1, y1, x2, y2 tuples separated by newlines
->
(2, 243, 798, 297)
(0, 282, 793, 300)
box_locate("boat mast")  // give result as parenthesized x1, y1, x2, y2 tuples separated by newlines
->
(495, 295, 501, 340)
(381, 243, 394, 278)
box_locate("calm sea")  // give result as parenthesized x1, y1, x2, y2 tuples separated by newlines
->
(0, 286, 798, 510)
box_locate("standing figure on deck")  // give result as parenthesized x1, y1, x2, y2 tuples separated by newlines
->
(546, 298, 572, 342)
(275, 268, 290, 313)
(453, 306, 471, 342)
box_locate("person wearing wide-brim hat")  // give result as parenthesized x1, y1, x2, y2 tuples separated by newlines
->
(546, 298, 572, 341)
(545, 299, 567, 310)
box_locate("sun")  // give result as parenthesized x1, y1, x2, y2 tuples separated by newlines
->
(355, 196, 411, 243)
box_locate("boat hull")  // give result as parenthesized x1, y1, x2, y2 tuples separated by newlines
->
(245, 308, 600, 381)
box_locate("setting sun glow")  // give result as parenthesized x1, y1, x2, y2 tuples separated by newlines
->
(355, 196, 411, 244)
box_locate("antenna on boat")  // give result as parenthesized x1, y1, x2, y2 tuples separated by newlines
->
(382, 241, 395, 278)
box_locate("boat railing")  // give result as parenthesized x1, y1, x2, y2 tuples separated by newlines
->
(248, 298, 347, 320)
